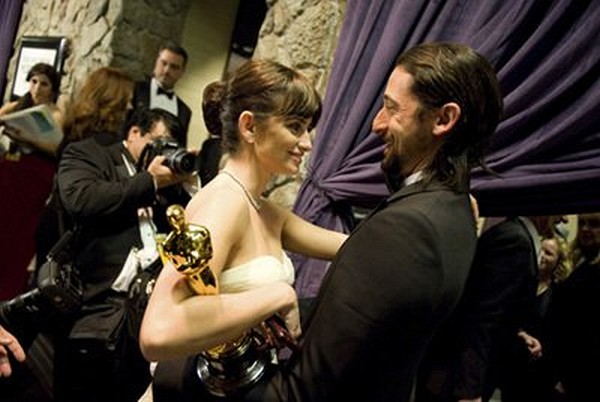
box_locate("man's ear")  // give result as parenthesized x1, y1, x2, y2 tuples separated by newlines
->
(432, 102, 461, 137)
(127, 126, 142, 142)
(238, 111, 255, 143)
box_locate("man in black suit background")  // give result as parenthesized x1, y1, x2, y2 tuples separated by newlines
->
(54, 108, 194, 402)
(133, 43, 192, 146)
(416, 215, 566, 402)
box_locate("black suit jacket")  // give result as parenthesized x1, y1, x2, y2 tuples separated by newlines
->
(416, 217, 539, 401)
(249, 180, 478, 402)
(133, 79, 192, 146)
(56, 132, 191, 402)
(57, 132, 189, 300)
(546, 257, 600, 400)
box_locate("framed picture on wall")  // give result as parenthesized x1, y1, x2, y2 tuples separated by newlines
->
(11, 35, 68, 100)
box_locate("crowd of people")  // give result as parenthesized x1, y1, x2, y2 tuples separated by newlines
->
(0, 40, 597, 402)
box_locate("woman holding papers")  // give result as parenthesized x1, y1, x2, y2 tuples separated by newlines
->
(0, 62, 64, 155)
(0, 62, 64, 300)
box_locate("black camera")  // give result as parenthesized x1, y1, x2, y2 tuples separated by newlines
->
(138, 137, 197, 175)
(0, 231, 83, 336)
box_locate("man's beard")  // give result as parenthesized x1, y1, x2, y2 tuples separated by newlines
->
(381, 154, 405, 192)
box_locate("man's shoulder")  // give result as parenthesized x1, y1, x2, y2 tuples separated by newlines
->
(484, 217, 530, 240)
(387, 183, 467, 213)
(133, 78, 152, 99)
(388, 179, 458, 200)
(63, 136, 96, 152)
(365, 189, 468, 235)
(478, 217, 535, 257)
(135, 77, 151, 87)
(63, 134, 121, 156)
(176, 95, 192, 113)
(133, 78, 151, 94)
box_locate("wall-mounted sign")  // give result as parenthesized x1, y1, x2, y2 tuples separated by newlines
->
(11, 36, 68, 100)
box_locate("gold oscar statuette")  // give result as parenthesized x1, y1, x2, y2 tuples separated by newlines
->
(161, 204, 269, 397)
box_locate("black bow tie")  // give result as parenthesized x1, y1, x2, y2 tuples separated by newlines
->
(157, 86, 174, 100)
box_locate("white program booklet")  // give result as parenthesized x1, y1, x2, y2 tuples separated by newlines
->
(0, 104, 63, 147)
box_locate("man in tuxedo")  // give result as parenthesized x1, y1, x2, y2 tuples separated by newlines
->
(54, 108, 194, 402)
(133, 43, 192, 146)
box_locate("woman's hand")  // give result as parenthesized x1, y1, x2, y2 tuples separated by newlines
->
(280, 296, 301, 339)
(256, 284, 302, 352)
(1, 123, 25, 142)
(261, 313, 301, 353)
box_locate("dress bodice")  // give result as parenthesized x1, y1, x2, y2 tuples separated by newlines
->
(219, 253, 294, 293)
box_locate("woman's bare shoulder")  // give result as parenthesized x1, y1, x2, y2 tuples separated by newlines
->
(49, 103, 66, 128)
(186, 176, 249, 226)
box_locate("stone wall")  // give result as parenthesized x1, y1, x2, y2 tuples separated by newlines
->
(5, 0, 345, 207)
(255, 0, 346, 95)
(255, 0, 347, 207)
(5, 0, 190, 104)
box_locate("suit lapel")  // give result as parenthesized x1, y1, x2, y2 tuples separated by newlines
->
(109, 142, 133, 180)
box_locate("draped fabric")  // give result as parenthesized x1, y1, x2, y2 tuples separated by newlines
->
(293, 0, 600, 298)
(0, 0, 23, 98)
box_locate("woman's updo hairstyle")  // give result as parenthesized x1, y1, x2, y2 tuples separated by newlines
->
(220, 59, 322, 154)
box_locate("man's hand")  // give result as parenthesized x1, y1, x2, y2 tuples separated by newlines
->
(517, 330, 542, 359)
(0, 325, 26, 378)
(147, 155, 187, 189)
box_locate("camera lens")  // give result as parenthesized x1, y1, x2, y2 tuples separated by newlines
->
(164, 149, 196, 174)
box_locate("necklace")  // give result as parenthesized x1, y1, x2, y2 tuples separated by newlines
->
(220, 170, 262, 211)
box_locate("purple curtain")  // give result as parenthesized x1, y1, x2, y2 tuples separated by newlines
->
(0, 0, 23, 99)
(293, 0, 600, 298)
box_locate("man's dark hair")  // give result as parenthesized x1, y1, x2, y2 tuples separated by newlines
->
(122, 108, 183, 143)
(159, 42, 188, 67)
(397, 42, 503, 191)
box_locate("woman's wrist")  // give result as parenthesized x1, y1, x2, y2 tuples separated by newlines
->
(268, 281, 297, 312)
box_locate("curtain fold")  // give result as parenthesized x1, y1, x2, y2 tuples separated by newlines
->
(471, 1, 600, 215)
(0, 0, 24, 99)
(293, 0, 600, 298)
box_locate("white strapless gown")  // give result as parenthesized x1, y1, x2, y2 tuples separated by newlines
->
(142, 253, 295, 396)
(219, 253, 295, 293)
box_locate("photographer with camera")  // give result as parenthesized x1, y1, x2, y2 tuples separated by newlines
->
(54, 107, 196, 402)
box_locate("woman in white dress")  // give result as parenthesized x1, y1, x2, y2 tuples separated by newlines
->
(140, 59, 346, 369)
